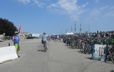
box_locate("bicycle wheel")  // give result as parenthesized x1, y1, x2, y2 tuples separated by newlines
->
(79, 46, 82, 53)
(44, 44, 47, 52)
(71, 42, 75, 49)
(44, 46, 47, 52)
(108, 46, 114, 64)
(87, 45, 91, 54)
(110, 52, 114, 64)
(83, 44, 87, 54)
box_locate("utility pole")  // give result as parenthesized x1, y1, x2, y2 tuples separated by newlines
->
(71, 25, 72, 32)
(74, 21, 76, 33)
(80, 22, 82, 34)
(88, 21, 90, 33)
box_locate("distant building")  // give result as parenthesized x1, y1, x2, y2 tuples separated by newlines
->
(19, 32, 29, 39)
(31, 33, 40, 38)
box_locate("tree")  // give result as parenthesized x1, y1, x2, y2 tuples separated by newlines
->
(0, 18, 17, 36)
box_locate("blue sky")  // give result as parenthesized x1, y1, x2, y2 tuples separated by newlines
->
(0, 0, 114, 34)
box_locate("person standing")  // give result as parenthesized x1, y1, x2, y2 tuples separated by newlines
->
(12, 31, 20, 57)
(42, 32, 48, 51)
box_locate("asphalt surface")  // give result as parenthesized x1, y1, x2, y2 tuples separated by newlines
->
(0, 39, 114, 72)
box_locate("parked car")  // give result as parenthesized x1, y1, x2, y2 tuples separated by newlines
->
(26, 37, 34, 39)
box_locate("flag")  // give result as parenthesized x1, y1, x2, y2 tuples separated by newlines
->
(18, 25, 22, 33)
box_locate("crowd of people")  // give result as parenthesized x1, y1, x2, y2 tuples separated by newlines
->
(62, 31, 114, 45)
(57, 31, 114, 63)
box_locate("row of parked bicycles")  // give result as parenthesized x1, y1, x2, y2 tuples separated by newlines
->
(62, 33, 114, 64)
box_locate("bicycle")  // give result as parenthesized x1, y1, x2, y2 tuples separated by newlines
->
(43, 41, 48, 52)
(84, 43, 92, 54)
(107, 45, 114, 64)
(70, 40, 75, 49)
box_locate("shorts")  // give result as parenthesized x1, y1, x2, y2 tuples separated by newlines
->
(14, 43, 20, 51)
(43, 41, 46, 44)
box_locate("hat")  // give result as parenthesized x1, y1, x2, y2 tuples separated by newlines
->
(43, 32, 46, 34)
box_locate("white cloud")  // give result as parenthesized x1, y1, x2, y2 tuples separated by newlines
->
(33, 0, 45, 8)
(58, 0, 78, 14)
(95, 5, 114, 17)
(82, 2, 89, 8)
(18, 0, 45, 8)
(111, 6, 114, 9)
(106, 6, 114, 17)
(90, 9, 100, 17)
(107, 12, 114, 16)
(50, 4, 58, 8)
(18, 0, 90, 21)
(95, 0, 100, 3)
(88, 5, 114, 24)
(100, 5, 108, 10)
(87, 8, 100, 22)
(89, 5, 109, 20)
(18, 0, 31, 4)
(48, 0, 88, 21)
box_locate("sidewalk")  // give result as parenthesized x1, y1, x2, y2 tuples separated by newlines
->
(47, 40, 114, 72)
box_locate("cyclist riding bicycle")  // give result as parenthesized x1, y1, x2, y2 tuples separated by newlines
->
(42, 32, 48, 51)
(12, 31, 20, 57)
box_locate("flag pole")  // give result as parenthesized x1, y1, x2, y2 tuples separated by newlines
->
(18, 25, 22, 38)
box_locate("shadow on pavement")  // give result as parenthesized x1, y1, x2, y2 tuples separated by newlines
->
(37, 50, 45, 52)
(85, 57, 92, 60)
(110, 70, 114, 72)
(67, 46, 73, 49)
(78, 51, 82, 53)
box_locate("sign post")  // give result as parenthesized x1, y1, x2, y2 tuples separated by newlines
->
(92, 44, 107, 62)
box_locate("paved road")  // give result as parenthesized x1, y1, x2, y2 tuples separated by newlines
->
(0, 39, 114, 72)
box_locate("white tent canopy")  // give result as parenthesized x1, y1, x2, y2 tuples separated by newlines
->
(66, 32, 74, 35)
